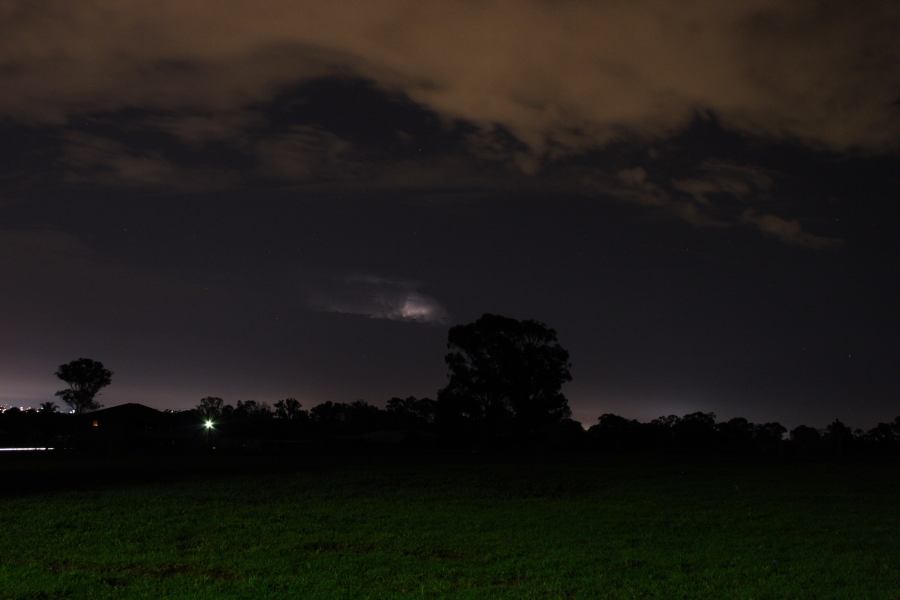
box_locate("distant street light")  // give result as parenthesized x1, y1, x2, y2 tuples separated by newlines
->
(203, 419, 215, 446)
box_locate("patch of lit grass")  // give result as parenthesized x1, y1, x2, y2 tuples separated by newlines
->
(1, 458, 898, 598)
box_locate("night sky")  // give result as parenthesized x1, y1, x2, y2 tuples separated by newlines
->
(1, 1, 897, 428)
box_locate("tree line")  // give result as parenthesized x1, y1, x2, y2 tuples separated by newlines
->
(3, 313, 898, 457)
(186, 397, 899, 457)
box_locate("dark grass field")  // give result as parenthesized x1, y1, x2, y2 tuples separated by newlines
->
(1, 453, 898, 599)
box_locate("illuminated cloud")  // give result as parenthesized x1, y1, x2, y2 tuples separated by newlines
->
(309, 274, 449, 324)
(1, 0, 897, 161)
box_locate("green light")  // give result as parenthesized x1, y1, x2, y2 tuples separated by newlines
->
(204, 419, 214, 430)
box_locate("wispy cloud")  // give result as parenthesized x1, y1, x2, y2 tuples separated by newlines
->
(145, 111, 265, 145)
(672, 160, 773, 205)
(610, 166, 728, 227)
(740, 210, 842, 249)
(602, 161, 840, 248)
(62, 132, 238, 191)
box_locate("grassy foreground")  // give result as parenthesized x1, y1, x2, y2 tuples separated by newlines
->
(1, 455, 898, 599)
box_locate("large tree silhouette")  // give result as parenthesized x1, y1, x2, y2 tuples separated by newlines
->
(438, 313, 572, 439)
(54, 358, 112, 414)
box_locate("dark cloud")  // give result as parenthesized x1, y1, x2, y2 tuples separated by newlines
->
(1, 0, 897, 160)
(253, 125, 354, 182)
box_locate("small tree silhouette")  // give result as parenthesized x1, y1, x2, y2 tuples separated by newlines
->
(234, 400, 272, 419)
(54, 358, 112, 414)
(386, 396, 436, 428)
(39, 401, 59, 413)
(824, 419, 854, 457)
(197, 396, 225, 420)
(274, 398, 303, 420)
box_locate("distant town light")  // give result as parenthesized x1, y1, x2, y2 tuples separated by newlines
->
(204, 419, 215, 430)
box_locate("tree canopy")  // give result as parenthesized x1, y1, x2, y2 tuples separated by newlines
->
(54, 358, 112, 414)
(197, 396, 224, 420)
(438, 313, 572, 438)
